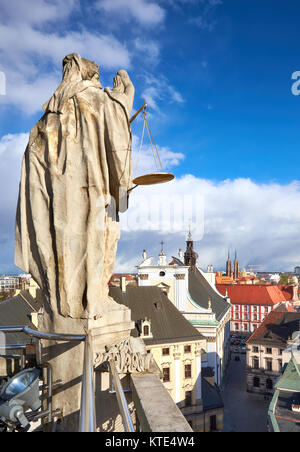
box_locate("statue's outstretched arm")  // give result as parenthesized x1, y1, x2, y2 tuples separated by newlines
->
(112, 70, 135, 116)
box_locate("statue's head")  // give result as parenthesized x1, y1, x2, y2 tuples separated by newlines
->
(62, 53, 102, 88)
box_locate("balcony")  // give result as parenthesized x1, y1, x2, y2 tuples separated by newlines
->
(0, 326, 192, 433)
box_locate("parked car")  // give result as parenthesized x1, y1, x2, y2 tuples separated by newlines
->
(233, 348, 240, 353)
(241, 347, 246, 354)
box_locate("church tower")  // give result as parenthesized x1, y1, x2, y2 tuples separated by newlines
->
(226, 251, 232, 278)
(184, 229, 198, 272)
(233, 250, 239, 280)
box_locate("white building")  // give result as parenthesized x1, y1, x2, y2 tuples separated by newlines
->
(264, 273, 281, 284)
(137, 239, 231, 386)
(0, 275, 22, 292)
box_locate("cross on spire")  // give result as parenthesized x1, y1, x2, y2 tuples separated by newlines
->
(159, 240, 165, 256)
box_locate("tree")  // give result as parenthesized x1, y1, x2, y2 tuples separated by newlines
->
(279, 273, 289, 285)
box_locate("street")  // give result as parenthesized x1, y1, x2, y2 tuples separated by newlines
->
(222, 352, 270, 432)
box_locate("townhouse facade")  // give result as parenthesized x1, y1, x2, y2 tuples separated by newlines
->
(246, 308, 300, 395)
(216, 284, 295, 335)
(109, 284, 224, 432)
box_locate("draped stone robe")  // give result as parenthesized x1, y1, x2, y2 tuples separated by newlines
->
(15, 76, 133, 319)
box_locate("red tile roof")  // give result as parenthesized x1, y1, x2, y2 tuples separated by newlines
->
(246, 310, 300, 344)
(273, 302, 296, 313)
(215, 276, 234, 285)
(246, 310, 285, 343)
(278, 285, 294, 301)
(216, 284, 285, 306)
(108, 274, 137, 285)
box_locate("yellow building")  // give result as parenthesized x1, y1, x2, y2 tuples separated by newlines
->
(109, 284, 224, 432)
(137, 242, 231, 387)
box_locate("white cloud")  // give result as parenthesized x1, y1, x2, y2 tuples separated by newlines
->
(2, 132, 300, 274)
(134, 38, 160, 64)
(96, 0, 166, 26)
(0, 26, 131, 73)
(0, 1, 131, 114)
(0, 0, 77, 25)
(0, 133, 29, 274)
(140, 73, 185, 113)
(0, 26, 132, 113)
(116, 176, 300, 272)
(132, 134, 185, 175)
(0, 133, 28, 211)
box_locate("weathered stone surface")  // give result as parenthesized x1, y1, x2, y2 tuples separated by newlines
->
(39, 285, 134, 432)
(14, 53, 135, 432)
(94, 337, 154, 373)
(15, 53, 135, 320)
(131, 373, 193, 432)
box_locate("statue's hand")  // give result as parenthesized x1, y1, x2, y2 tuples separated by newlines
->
(112, 74, 124, 93)
(116, 70, 135, 114)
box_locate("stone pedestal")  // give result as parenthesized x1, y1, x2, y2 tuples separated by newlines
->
(39, 304, 134, 432)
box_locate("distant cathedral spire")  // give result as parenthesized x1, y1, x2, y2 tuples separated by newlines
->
(233, 250, 239, 280)
(226, 251, 232, 277)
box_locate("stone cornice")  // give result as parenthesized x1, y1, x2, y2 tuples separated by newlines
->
(94, 337, 155, 374)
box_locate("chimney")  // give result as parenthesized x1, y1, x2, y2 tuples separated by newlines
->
(121, 276, 126, 293)
(143, 250, 147, 261)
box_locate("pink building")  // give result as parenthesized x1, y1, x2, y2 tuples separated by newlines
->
(216, 284, 297, 334)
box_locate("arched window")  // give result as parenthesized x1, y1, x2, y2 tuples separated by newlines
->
(253, 376, 260, 388)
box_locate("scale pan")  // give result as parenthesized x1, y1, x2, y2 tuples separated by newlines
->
(133, 172, 175, 186)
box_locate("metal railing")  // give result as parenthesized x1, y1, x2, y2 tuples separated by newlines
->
(109, 358, 134, 432)
(0, 326, 135, 432)
(79, 338, 96, 432)
(0, 326, 94, 432)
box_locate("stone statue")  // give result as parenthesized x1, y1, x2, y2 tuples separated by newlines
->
(15, 53, 135, 320)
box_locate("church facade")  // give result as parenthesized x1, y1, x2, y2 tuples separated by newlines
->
(137, 237, 231, 387)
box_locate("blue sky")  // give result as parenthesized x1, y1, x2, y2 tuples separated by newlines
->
(1, 0, 300, 274)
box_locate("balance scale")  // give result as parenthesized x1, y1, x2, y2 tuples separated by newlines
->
(129, 100, 175, 188)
